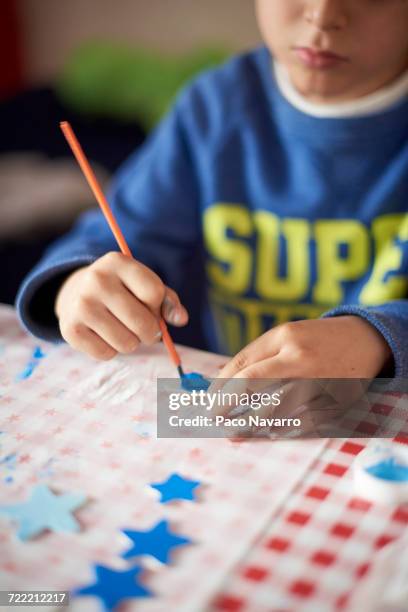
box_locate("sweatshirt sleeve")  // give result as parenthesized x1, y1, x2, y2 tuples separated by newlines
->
(322, 300, 408, 378)
(16, 90, 201, 342)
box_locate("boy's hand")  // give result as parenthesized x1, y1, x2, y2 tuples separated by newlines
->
(55, 252, 188, 360)
(214, 316, 392, 382)
(209, 317, 391, 436)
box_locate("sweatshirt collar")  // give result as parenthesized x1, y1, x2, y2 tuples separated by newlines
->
(273, 60, 408, 119)
(257, 48, 408, 143)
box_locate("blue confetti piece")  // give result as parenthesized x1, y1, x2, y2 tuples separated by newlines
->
(181, 372, 210, 392)
(74, 565, 152, 611)
(150, 473, 201, 503)
(122, 519, 192, 564)
(0, 484, 86, 540)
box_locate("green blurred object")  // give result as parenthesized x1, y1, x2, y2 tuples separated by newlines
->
(56, 42, 230, 130)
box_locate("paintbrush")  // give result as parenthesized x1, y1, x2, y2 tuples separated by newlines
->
(60, 121, 185, 379)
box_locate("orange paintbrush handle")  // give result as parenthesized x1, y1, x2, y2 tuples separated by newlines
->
(60, 121, 182, 369)
(159, 320, 181, 367)
(60, 122, 131, 257)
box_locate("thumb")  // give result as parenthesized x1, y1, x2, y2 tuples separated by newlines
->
(161, 287, 189, 327)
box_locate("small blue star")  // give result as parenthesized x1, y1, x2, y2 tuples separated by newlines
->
(0, 484, 86, 540)
(150, 473, 201, 503)
(73, 564, 152, 611)
(122, 519, 192, 564)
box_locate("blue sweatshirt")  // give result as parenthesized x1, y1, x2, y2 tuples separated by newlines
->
(17, 47, 408, 376)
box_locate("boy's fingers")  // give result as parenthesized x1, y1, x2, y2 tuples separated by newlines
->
(102, 256, 188, 326)
(82, 303, 140, 354)
(235, 393, 348, 439)
(233, 354, 302, 380)
(210, 336, 280, 392)
(211, 354, 302, 403)
(109, 256, 166, 312)
(210, 379, 320, 419)
(162, 287, 189, 327)
(61, 322, 117, 361)
(102, 282, 162, 345)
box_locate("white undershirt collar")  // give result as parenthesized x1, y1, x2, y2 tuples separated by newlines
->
(274, 60, 408, 119)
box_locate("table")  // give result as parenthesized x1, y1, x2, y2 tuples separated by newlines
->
(0, 305, 407, 611)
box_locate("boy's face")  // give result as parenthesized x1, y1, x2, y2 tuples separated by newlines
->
(256, 0, 408, 102)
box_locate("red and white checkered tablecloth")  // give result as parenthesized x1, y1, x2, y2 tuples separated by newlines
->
(0, 304, 407, 612)
(211, 435, 408, 612)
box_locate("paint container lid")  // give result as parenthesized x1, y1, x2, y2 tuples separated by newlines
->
(353, 443, 408, 505)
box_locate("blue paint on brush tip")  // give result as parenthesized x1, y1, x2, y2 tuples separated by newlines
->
(365, 457, 408, 482)
(181, 372, 210, 392)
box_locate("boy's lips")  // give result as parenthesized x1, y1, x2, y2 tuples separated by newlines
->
(293, 46, 349, 69)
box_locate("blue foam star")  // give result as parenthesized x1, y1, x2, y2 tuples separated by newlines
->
(0, 484, 86, 540)
(181, 372, 210, 392)
(150, 473, 201, 503)
(122, 519, 191, 564)
(74, 564, 152, 611)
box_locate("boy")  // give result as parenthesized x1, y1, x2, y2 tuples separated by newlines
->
(17, 0, 408, 380)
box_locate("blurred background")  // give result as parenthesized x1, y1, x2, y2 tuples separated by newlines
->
(1, 0, 260, 307)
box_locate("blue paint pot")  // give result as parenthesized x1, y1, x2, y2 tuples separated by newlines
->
(354, 444, 408, 504)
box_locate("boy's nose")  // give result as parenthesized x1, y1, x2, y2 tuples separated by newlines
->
(304, 0, 348, 32)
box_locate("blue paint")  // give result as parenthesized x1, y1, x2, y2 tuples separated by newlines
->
(74, 565, 152, 610)
(122, 519, 191, 564)
(365, 457, 408, 482)
(181, 372, 210, 392)
(16, 346, 46, 381)
(134, 423, 155, 438)
(0, 454, 16, 484)
(32, 347, 46, 360)
(0, 453, 17, 469)
(16, 362, 37, 380)
(38, 458, 56, 479)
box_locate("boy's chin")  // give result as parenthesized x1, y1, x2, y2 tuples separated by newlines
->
(289, 68, 362, 104)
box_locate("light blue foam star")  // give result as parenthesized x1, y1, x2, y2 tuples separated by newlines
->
(74, 564, 152, 611)
(0, 484, 86, 540)
(150, 473, 201, 503)
(122, 519, 192, 564)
